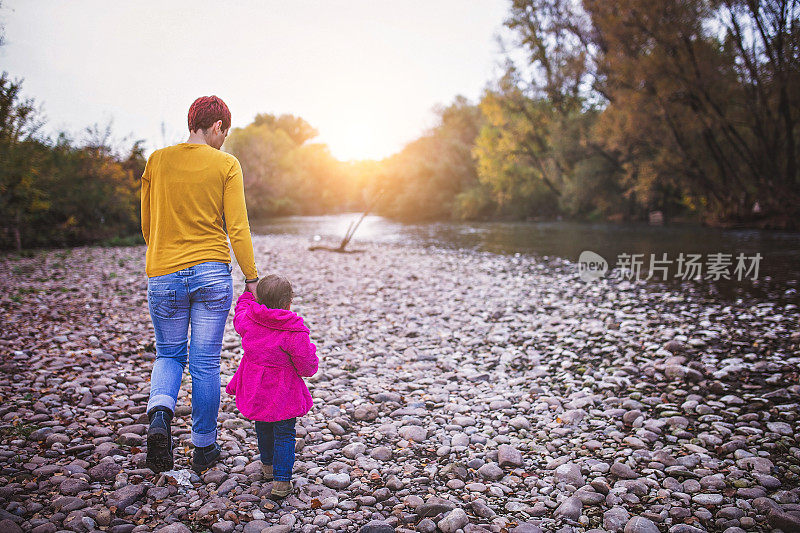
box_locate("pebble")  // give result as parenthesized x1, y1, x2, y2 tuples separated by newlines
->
(555, 463, 585, 487)
(555, 496, 583, 520)
(604, 506, 631, 532)
(322, 472, 350, 489)
(0, 235, 797, 533)
(623, 516, 660, 533)
(438, 508, 469, 533)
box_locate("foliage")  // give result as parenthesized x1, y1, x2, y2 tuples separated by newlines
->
(4, 0, 798, 244)
(376, 96, 488, 221)
(0, 73, 145, 250)
(224, 113, 362, 218)
(483, 0, 800, 226)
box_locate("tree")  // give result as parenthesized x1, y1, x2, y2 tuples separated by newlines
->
(225, 113, 357, 217)
(252, 113, 319, 146)
(486, 0, 800, 226)
(0, 73, 49, 250)
(377, 96, 488, 221)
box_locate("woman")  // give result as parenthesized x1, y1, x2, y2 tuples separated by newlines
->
(141, 95, 259, 473)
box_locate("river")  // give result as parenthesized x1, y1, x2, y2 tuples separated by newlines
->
(252, 214, 800, 302)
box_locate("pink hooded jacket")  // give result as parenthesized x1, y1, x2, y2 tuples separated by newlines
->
(225, 291, 318, 422)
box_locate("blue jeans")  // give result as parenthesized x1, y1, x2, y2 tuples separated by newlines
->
(255, 418, 296, 481)
(146, 261, 233, 447)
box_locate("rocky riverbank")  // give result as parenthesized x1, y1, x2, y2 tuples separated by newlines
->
(1, 235, 799, 533)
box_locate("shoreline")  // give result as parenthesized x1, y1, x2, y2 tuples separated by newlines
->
(1, 234, 799, 532)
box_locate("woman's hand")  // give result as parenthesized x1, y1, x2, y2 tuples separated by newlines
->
(245, 280, 259, 293)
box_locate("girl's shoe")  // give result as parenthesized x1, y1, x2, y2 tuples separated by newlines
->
(262, 463, 273, 480)
(270, 480, 293, 499)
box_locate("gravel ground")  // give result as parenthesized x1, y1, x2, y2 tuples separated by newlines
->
(1, 234, 799, 533)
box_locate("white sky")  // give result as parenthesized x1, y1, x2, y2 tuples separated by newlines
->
(1, 0, 510, 160)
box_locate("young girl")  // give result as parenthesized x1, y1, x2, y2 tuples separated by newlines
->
(226, 274, 319, 498)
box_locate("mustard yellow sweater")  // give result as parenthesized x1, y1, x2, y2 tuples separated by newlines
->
(140, 143, 258, 279)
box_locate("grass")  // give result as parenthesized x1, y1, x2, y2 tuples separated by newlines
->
(0, 422, 40, 439)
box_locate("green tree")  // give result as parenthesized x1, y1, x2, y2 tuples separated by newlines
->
(0, 73, 49, 250)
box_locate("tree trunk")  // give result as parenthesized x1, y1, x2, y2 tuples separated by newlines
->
(13, 211, 22, 252)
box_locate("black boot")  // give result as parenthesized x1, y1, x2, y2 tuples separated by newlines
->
(192, 442, 221, 473)
(145, 406, 173, 473)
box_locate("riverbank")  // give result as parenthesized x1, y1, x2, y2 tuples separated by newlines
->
(1, 235, 799, 533)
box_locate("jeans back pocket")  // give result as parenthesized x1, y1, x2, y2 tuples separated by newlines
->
(148, 289, 178, 319)
(200, 282, 233, 311)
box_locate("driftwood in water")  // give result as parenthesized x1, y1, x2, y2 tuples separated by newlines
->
(307, 244, 364, 253)
(309, 190, 384, 253)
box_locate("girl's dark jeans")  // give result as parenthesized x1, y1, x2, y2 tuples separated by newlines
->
(255, 418, 296, 481)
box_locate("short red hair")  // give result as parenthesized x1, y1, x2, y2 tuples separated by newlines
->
(188, 95, 231, 132)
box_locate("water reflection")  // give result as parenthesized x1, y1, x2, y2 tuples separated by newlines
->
(252, 214, 800, 301)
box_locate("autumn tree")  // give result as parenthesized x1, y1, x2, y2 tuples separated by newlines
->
(482, 0, 799, 225)
(377, 96, 490, 221)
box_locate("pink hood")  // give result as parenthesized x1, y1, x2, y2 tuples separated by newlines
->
(246, 303, 310, 333)
(225, 291, 318, 422)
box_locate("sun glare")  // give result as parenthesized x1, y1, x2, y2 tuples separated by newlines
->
(323, 122, 390, 162)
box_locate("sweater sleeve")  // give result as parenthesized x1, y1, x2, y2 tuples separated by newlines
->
(233, 291, 255, 336)
(140, 157, 151, 247)
(223, 157, 258, 280)
(287, 331, 319, 377)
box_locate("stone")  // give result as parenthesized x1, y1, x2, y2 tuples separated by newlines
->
(610, 462, 638, 479)
(692, 493, 723, 506)
(555, 496, 582, 521)
(211, 521, 235, 533)
(59, 477, 90, 495)
(154, 524, 192, 533)
(353, 404, 379, 421)
(370, 446, 393, 461)
(107, 484, 147, 510)
(358, 520, 395, 533)
(417, 518, 436, 533)
(260, 526, 291, 533)
(623, 516, 659, 533)
(604, 506, 631, 532)
(438, 508, 469, 533)
(53, 496, 87, 512)
(477, 462, 504, 481)
(343, 442, 367, 459)
(417, 496, 456, 518)
(509, 416, 531, 430)
(767, 508, 800, 532)
(497, 444, 523, 467)
(322, 472, 350, 489)
(88, 462, 122, 481)
(510, 524, 543, 533)
(555, 463, 585, 487)
(0, 520, 23, 533)
(398, 425, 427, 442)
(470, 499, 496, 519)
(243, 521, 270, 533)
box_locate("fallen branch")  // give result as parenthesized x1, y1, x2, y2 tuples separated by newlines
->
(309, 189, 385, 253)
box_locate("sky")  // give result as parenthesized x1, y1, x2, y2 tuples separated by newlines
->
(2, 1, 510, 161)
